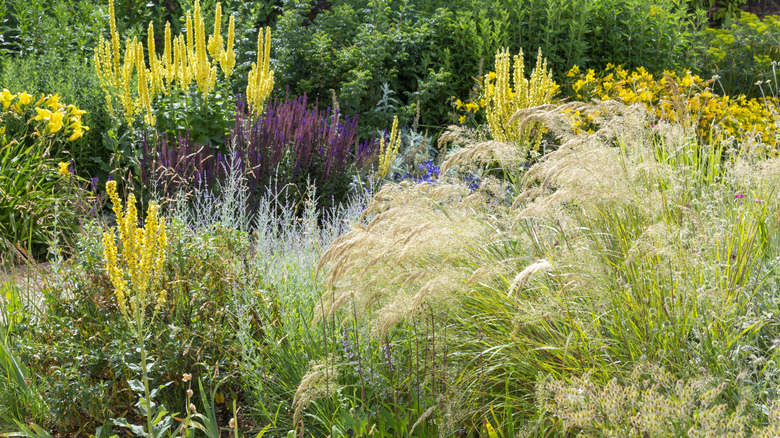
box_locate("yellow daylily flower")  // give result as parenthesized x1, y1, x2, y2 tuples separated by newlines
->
(58, 162, 70, 176)
(34, 108, 53, 121)
(47, 111, 65, 133)
(45, 94, 62, 110)
(17, 92, 33, 106)
(68, 120, 88, 141)
(68, 129, 85, 142)
(66, 105, 87, 117)
(1, 89, 14, 110)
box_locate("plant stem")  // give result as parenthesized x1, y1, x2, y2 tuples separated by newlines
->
(137, 321, 154, 437)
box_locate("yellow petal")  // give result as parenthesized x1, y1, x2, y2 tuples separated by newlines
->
(17, 92, 33, 106)
(34, 108, 52, 121)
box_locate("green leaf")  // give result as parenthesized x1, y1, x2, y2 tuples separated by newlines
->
(111, 418, 147, 437)
(128, 379, 145, 392)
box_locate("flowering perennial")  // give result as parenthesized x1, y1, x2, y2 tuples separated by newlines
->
(564, 64, 780, 146)
(102, 181, 167, 321)
(483, 48, 558, 154)
(93, 0, 256, 125)
(377, 116, 401, 179)
(246, 27, 274, 114)
(0, 89, 88, 142)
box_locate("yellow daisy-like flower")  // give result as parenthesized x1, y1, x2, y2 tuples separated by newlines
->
(58, 162, 70, 176)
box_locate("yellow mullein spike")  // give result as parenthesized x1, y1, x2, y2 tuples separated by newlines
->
(109, 0, 121, 76)
(103, 230, 129, 318)
(208, 2, 223, 59)
(121, 38, 137, 123)
(220, 13, 236, 76)
(483, 47, 557, 154)
(208, 66, 217, 93)
(163, 21, 173, 81)
(156, 216, 166, 277)
(106, 180, 123, 227)
(102, 185, 168, 325)
(193, 0, 211, 95)
(124, 193, 139, 277)
(186, 11, 194, 58)
(377, 116, 401, 179)
(146, 21, 161, 95)
(246, 27, 274, 113)
(137, 47, 155, 126)
(173, 35, 182, 85)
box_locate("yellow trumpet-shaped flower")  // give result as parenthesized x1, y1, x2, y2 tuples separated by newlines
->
(68, 120, 88, 141)
(34, 108, 52, 121)
(58, 162, 70, 176)
(1, 89, 13, 110)
(17, 92, 32, 106)
(44, 94, 61, 110)
(67, 105, 87, 118)
(47, 111, 65, 134)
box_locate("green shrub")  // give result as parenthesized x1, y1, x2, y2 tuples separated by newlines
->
(699, 11, 780, 97)
(273, 0, 704, 137)
(273, 0, 454, 134)
(0, 0, 104, 58)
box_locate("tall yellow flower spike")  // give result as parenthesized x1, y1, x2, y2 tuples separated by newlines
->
(484, 48, 558, 156)
(102, 181, 167, 321)
(377, 116, 401, 179)
(94, 0, 247, 123)
(246, 27, 274, 113)
(207, 2, 224, 59)
(220, 14, 236, 77)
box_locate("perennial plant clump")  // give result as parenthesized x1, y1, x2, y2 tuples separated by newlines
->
(93, 0, 272, 126)
(483, 48, 559, 153)
(101, 180, 168, 435)
(0, 89, 90, 255)
(141, 93, 375, 210)
(564, 64, 780, 147)
(102, 180, 167, 321)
